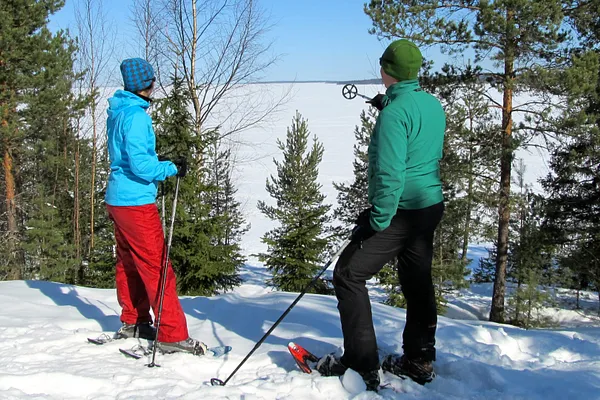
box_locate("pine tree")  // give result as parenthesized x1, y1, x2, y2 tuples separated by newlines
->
(472, 248, 498, 283)
(365, 0, 585, 322)
(153, 76, 243, 296)
(542, 105, 600, 307)
(507, 269, 554, 328)
(257, 111, 332, 293)
(86, 136, 115, 288)
(506, 179, 556, 327)
(21, 190, 79, 282)
(204, 139, 247, 289)
(0, 0, 83, 280)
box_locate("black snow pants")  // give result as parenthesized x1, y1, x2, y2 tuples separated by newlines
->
(333, 202, 444, 373)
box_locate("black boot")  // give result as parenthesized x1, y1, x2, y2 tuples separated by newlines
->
(358, 369, 380, 391)
(115, 322, 156, 341)
(316, 353, 348, 376)
(317, 353, 380, 391)
(382, 354, 434, 385)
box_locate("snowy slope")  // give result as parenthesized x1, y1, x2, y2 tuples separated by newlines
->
(1, 279, 599, 400)
(3, 82, 597, 399)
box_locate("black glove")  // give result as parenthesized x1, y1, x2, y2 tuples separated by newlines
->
(157, 155, 171, 162)
(366, 93, 386, 111)
(173, 157, 187, 178)
(352, 207, 376, 245)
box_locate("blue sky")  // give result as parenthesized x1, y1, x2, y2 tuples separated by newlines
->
(48, 0, 446, 82)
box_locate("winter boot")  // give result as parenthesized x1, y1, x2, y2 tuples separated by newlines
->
(358, 369, 381, 391)
(381, 354, 434, 385)
(115, 322, 156, 341)
(317, 353, 380, 391)
(316, 353, 348, 377)
(157, 337, 208, 356)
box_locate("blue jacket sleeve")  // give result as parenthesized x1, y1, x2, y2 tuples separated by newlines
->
(124, 112, 178, 182)
(370, 108, 407, 231)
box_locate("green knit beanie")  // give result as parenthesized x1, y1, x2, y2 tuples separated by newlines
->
(380, 39, 422, 81)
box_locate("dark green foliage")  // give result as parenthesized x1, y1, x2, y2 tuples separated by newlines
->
(506, 270, 556, 329)
(0, 0, 91, 282)
(542, 102, 600, 299)
(364, 0, 587, 323)
(473, 248, 497, 283)
(508, 163, 556, 287)
(21, 191, 79, 282)
(154, 76, 244, 296)
(257, 111, 332, 293)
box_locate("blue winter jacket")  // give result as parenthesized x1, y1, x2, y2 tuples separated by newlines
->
(105, 90, 177, 206)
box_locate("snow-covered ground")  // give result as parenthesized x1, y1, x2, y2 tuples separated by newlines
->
(1, 278, 599, 399)
(2, 82, 598, 399)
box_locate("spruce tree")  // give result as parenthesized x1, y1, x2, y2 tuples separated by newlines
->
(204, 139, 246, 289)
(542, 107, 600, 306)
(472, 248, 498, 283)
(0, 0, 83, 280)
(365, 0, 585, 322)
(154, 76, 242, 295)
(258, 111, 332, 293)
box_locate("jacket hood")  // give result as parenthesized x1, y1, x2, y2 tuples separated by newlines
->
(107, 90, 150, 118)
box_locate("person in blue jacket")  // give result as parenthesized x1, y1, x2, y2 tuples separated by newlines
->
(105, 58, 206, 355)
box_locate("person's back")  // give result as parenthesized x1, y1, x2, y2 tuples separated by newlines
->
(105, 89, 174, 206)
(104, 58, 207, 356)
(387, 81, 445, 210)
(319, 39, 446, 390)
(367, 77, 446, 230)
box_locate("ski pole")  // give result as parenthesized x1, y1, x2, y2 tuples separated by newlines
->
(148, 176, 181, 368)
(210, 236, 353, 386)
(342, 83, 371, 100)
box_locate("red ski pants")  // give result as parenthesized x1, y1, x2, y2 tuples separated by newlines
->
(107, 204, 188, 343)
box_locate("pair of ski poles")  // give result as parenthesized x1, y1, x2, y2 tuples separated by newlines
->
(149, 175, 353, 378)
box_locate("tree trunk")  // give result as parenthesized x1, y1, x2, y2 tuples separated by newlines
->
(490, 8, 515, 323)
(90, 102, 97, 252)
(74, 119, 82, 282)
(189, 0, 202, 139)
(3, 145, 20, 280)
(462, 142, 475, 262)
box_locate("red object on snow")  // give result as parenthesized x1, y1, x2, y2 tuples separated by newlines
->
(288, 342, 319, 373)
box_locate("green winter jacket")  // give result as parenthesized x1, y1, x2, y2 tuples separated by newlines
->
(368, 79, 446, 231)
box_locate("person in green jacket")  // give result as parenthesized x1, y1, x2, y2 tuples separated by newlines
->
(316, 39, 445, 390)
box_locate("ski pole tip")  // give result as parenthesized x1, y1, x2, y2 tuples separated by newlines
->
(211, 378, 225, 386)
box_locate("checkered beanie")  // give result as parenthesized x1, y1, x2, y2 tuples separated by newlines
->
(120, 58, 155, 92)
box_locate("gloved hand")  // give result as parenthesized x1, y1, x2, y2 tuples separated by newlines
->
(173, 157, 187, 178)
(352, 207, 376, 245)
(366, 93, 387, 111)
(158, 155, 171, 162)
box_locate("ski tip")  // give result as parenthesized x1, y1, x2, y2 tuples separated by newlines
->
(207, 345, 233, 357)
(119, 348, 143, 359)
(288, 341, 296, 348)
